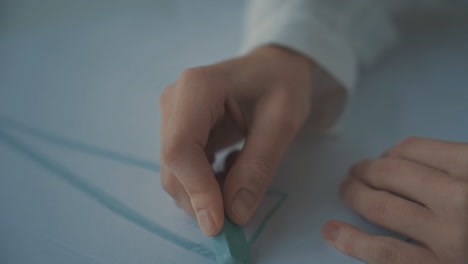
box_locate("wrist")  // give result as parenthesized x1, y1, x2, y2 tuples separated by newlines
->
(247, 45, 348, 134)
(248, 45, 315, 73)
(236, 45, 315, 93)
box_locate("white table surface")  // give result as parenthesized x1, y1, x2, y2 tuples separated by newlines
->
(1, 1, 467, 263)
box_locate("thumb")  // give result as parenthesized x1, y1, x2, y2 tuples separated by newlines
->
(224, 94, 304, 225)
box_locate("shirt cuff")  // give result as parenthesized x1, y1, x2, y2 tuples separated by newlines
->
(239, 5, 358, 93)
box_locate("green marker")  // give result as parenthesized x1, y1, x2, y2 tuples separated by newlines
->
(211, 216, 251, 264)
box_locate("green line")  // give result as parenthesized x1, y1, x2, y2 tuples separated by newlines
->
(0, 116, 289, 253)
(248, 190, 288, 245)
(0, 116, 160, 172)
(0, 128, 215, 261)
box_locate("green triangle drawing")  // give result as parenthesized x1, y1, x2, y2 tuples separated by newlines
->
(0, 117, 288, 261)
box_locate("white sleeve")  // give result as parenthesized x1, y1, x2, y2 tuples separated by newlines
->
(240, 0, 399, 93)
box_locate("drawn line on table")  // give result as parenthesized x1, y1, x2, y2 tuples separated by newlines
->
(0, 116, 160, 172)
(0, 117, 289, 256)
(0, 217, 111, 264)
(0, 128, 215, 261)
(248, 190, 288, 245)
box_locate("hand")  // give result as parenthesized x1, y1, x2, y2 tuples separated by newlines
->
(159, 46, 316, 236)
(322, 137, 468, 263)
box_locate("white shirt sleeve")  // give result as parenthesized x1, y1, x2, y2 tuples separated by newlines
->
(240, 0, 399, 93)
(240, 0, 466, 133)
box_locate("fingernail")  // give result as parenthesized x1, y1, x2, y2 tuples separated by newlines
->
(197, 209, 215, 236)
(323, 222, 340, 243)
(232, 189, 256, 224)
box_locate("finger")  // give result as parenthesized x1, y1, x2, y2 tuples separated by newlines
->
(161, 77, 225, 236)
(341, 177, 436, 244)
(161, 168, 195, 217)
(160, 88, 196, 217)
(385, 137, 468, 177)
(159, 84, 175, 119)
(163, 131, 223, 236)
(224, 91, 305, 225)
(204, 142, 216, 165)
(352, 158, 455, 210)
(321, 220, 437, 264)
(159, 84, 176, 136)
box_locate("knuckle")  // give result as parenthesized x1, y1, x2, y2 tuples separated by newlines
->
(374, 238, 399, 263)
(389, 136, 423, 156)
(179, 67, 207, 84)
(242, 156, 274, 193)
(269, 100, 304, 133)
(177, 67, 229, 101)
(178, 67, 219, 87)
(367, 197, 389, 221)
(368, 159, 397, 179)
(339, 236, 358, 256)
